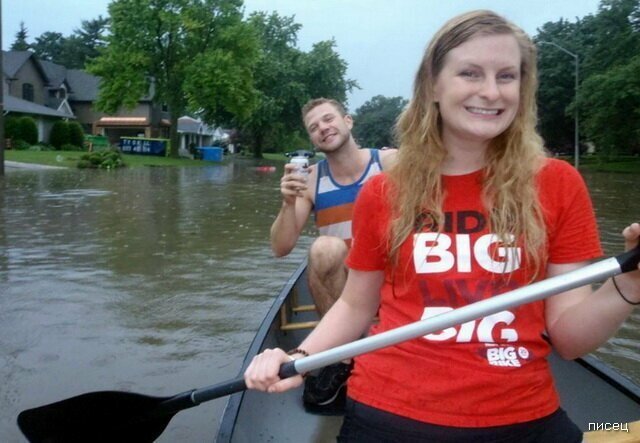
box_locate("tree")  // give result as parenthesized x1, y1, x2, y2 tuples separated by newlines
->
(32, 32, 67, 62)
(32, 17, 110, 68)
(240, 13, 358, 157)
(535, 0, 640, 155)
(579, 55, 640, 158)
(352, 95, 407, 148)
(89, 0, 258, 157)
(240, 12, 306, 157)
(11, 22, 31, 51)
(535, 20, 580, 152)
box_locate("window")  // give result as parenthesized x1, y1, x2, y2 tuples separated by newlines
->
(22, 83, 34, 102)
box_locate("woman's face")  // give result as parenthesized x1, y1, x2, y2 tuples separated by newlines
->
(433, 33, 521, 147)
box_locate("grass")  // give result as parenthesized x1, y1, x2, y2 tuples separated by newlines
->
(6, 149, 640, 172)
(5, 149, 217, 168)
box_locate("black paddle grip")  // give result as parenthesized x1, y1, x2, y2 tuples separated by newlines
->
(278, 360, 299, 379)
(616, 243, 640, 274)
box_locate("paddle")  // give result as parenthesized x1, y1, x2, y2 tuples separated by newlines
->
(18, 245, 640, 442)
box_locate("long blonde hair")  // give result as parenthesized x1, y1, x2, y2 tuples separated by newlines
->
(389, 10, 548, 279)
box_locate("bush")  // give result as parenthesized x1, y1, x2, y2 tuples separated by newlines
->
(18, 117, 38, 145)
(50, 121, 70, 149)
(12, 139, 31, 150)
(4, 116, 21, 141)
(67, 121, 85, 149)
(77, 149, 125, 170)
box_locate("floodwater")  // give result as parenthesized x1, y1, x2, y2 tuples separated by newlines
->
(0, 159, 638, 442)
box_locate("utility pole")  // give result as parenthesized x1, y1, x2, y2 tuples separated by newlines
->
(539, 41, 580, 169)
(0, 0, 5, 176)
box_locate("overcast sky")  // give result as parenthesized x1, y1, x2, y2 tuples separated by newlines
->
(3, 0, 602, 111)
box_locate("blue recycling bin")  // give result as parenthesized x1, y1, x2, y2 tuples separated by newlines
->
(199, 146, 224, 162)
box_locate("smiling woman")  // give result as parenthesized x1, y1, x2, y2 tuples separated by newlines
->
(243, 10, 640, 442)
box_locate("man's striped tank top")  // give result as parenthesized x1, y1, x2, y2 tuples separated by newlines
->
(313, 149, 383, 246)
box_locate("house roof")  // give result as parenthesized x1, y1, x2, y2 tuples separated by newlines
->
(2, 50, 50, 83)
(40, 59, 69, 89)
(66, 69, 101, 101)
(2, 51, 33, 77)
(5, 94, 76, 118)
(177, 116, 220, 136)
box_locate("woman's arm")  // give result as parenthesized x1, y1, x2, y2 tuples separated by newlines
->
(545, 223, 640, 359)
(244, 269, 383, 393)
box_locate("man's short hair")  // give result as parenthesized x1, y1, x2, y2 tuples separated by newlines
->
(301, 98, 347, 121)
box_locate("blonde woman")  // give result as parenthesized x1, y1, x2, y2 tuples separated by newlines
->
(245, 10, 640, 441)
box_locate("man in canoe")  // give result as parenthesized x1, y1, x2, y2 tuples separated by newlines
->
(270, 97, 396, 412)
(248, 10, 640, 442)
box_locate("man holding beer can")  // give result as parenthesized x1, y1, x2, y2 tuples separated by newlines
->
(270, 97, 396, 414)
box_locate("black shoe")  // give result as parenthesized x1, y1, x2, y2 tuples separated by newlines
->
(303, 362, 352, 414)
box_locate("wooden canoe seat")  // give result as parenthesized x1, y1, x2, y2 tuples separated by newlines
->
(279, 286, 319, 331)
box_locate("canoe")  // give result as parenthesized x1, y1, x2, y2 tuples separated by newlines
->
(216, 260, 640, 442)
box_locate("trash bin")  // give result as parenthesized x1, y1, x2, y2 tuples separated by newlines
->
(200, 146, 224, 162)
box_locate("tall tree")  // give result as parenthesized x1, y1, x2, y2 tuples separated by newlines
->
(536, 0, 640, 156)
(11, 22, 31, 51)
(535, 19, 580, 152)
(32, 32, 66, 62)
(62, 16, 110, 68)
(242, 13, 358, 157)
(580, 55, 640, 158)
(32, 17, 109, 68)
(352, 95, 407, 148)
(241, 12, 306, 157)
(89, 0, 258, 157)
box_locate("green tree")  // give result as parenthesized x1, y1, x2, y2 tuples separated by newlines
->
(535, 20, 580, 152)
(298, 39, 358, 103)
(579, 55, 640, 158)
(90, 0, 258, 158)
(11, 22, 31, 51)
(32, 32, 67, 62)
(32, 17, 109, 68)
(352, 95, 407, 148)
(240, 12, 306, 157)
(536, 0, 640, 155)
(241, 13, 358, 157)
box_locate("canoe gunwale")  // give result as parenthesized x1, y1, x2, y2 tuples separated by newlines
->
(215, 260, 640, 441)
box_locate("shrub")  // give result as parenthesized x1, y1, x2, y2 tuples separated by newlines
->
(18, 117, 38, 145)
(5, 116, 21, 141)
(67, 121, 85, 148)
(12, 139, 31, 150)
(77, 149, 125, 170)
(50, 121, 70, 149)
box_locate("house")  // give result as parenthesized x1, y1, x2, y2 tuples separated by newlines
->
(2, 50, 171, 145)
(2, 50, 76, 142)
(177, 116, 232, 156)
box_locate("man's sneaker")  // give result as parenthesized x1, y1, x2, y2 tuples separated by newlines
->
(302, 361, 352, 415)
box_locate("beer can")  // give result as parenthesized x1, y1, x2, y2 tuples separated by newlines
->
(290, 156, 309, 178)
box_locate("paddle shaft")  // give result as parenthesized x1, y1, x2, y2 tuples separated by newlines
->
(172, 244, 640, 409)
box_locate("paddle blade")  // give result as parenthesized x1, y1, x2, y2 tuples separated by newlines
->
(17, 391, 175, 443)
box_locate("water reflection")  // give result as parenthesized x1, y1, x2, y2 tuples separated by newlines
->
(0, 163, 637, 442)
(583, 171, 640, 384)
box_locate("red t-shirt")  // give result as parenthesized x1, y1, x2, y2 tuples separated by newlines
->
(345, 158, 603, 427)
